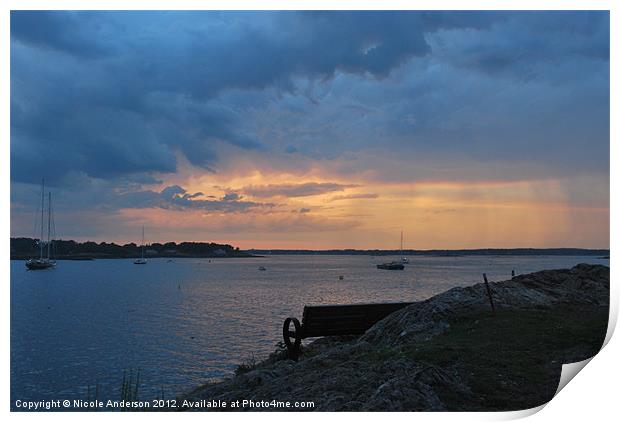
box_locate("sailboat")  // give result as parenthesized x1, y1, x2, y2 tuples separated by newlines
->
(400, 230, 409, 265)
(26, 180, 57, 270)
(377, 230, 405, 271)
(133, 226, 147, 264)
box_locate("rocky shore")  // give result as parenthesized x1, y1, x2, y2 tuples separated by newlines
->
(181, 264, 609, 411)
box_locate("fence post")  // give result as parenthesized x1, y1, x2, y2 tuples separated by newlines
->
(483, 273, 496, 314)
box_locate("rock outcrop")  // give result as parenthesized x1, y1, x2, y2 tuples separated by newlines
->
(363, 263, 609, 347)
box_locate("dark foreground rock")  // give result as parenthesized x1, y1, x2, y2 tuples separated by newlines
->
(180, 264, 609, 411)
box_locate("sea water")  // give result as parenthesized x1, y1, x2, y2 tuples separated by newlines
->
(10, 255, 608, 406)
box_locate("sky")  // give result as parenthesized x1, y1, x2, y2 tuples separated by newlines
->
(10, 11, 610, 249)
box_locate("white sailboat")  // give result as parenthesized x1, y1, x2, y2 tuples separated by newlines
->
(26, 180, 56, 270)
(133, 226, 148, 264)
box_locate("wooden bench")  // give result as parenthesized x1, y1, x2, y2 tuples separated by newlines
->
(282, 302, 413, 360)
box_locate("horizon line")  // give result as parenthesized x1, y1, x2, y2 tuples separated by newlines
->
(9, 236, 610, 252)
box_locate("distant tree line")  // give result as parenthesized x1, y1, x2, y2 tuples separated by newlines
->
(10, 237, 250, 259)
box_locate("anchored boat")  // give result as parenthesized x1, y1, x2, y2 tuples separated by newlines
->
(26, 180, 56, 270)
(133, 226, 148, 264)
(376, 262, 404, 270)
(376, 230, 406, 271)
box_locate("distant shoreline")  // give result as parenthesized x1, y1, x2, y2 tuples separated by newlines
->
(247, 248, 609, 257)
(10, 235, 609, 261)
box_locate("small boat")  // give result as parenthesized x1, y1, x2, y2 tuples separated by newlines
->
(133, 226, 148, 265)
(26, 180, 56, 270)
(377, 262, 404, 270)
(258, 266, 266, 271)
(338, 275, 344, 280)
(377, 230, 406, 270)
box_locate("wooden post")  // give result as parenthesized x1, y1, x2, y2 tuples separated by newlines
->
(511, 269, 515, 278)
(483, 273, 496, 314)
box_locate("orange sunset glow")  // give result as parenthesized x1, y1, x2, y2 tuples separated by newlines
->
(99, 157, 608, 249)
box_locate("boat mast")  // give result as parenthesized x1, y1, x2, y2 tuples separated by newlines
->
(141, 226, 145, 259)
(400, 229, 403, 257)
(40, 179, 45, 259)
(47, 192, 52, 259)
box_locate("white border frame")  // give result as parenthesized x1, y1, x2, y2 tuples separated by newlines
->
(1, 2, 616, 421)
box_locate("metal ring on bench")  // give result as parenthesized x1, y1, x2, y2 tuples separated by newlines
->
(283, 317, 302, 358)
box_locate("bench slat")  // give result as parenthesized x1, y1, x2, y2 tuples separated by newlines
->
(304, 320, 376, 330)
(303, 303, 411, 314)
(303, 303, 411, 319)
(303, 327, 369, 337)
(303, 320, 390, 333)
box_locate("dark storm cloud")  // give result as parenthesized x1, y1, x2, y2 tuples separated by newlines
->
(10, 11, 502, 184)
(244, 11, 608, 182)
(429, 11, 609, 78)
(10, 11, 609, 195)
(10, 11, 111, 58)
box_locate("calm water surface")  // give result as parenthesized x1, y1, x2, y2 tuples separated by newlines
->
(11, 255, 608, 404)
